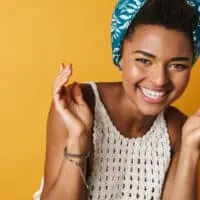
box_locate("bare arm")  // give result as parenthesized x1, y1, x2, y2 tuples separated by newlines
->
(162, 146, 199, 200)
(162, 108, 200, 200)
(40, 101, 88, 200)
(169, 145, 199, 200)
(40, 64, 94, 200)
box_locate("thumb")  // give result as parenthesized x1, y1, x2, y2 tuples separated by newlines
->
(73, 82, 86, 105)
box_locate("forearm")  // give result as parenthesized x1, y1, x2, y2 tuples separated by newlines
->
(41, 139, 88, 200)
(170, 145, 199, 200)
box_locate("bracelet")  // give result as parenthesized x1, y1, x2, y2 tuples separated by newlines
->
(64, 147, 90, 159)
(65, 156, 89, 189)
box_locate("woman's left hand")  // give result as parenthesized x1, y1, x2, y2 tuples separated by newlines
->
(182, 109, 200, 153)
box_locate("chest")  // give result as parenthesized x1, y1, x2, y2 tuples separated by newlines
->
(86, 115, 171, 200)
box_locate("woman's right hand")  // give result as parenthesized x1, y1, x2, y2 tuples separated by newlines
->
(52, 63, 94, 149)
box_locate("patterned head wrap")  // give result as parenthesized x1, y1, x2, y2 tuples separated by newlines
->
(111, 0, 200, 70)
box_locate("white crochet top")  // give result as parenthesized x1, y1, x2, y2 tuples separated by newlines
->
(86, 81, 171, 200)
(33, 81, 171, 200)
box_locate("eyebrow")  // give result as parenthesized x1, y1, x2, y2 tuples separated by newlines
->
(133, 50, 190, 62)
(134, 50, 156, 58)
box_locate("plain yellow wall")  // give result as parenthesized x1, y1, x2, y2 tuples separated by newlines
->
(0, 0, 199, 199)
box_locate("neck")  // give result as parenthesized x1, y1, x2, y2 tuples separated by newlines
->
(119, 84, 158, 138)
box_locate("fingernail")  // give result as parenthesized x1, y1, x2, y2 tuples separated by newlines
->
(60, 63, 65, 72)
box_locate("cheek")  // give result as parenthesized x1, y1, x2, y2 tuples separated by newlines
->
(122, 65, 146, 83)
(172, 72, 190, 93)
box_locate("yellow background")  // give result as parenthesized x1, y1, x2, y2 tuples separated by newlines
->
(0, 0, 199, 199)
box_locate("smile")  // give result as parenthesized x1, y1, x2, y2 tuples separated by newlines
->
(138, 86, 169, 103)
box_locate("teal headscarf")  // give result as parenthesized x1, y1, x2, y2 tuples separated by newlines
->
(111, 0, 200, 70)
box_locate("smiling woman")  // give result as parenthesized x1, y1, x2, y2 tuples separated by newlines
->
(120, 25, 192, 116)
(33, 0, 200, 200)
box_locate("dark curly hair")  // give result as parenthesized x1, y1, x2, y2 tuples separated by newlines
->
(121, 0, 199, 58)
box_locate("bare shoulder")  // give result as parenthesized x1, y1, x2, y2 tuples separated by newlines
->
(165, 105, 188, 127)
(78, 82, 96, 115)
(79, 81, 120, 111)
(164, 105, 188, 153)
(96, 81, 121, 92)
(95, 81, 122, 103)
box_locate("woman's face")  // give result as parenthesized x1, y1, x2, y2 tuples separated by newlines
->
(120, 24, 193, 116)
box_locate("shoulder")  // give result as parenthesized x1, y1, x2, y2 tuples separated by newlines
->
(79, 81, 120, 113)
(164, 105, 188, 153)
(78, 82, 96, 115)
(96, 81, 122, 100)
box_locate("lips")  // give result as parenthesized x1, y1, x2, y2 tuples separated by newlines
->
(138, 86, 170, 103)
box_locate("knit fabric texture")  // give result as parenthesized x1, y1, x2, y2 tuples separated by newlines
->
(86, 81, 171, 200)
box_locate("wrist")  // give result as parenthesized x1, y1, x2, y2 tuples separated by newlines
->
(180, 142, 200, 161)
(67, 136, 91, 154)
(181, 133, 200, 154)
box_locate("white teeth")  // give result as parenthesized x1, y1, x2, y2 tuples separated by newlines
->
(140, 87, 167, 99)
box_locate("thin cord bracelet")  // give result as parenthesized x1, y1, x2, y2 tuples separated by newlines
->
(65, 156, 89, 189)
(64, 147, 90, 159)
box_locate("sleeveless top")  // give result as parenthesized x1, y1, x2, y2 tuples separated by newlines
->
(86, 81, 171, 200)
(32, 81, 172, 200)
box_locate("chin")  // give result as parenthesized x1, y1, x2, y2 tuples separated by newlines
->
(137, 104, 167, 117)
(134, 86, 174, 117)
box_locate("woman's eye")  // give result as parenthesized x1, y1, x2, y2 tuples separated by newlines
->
(135, 58, 151, 65)
(168, 64, 189, 70)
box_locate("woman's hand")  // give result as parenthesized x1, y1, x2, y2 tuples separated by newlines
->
(182, 109, 200, 153)
(52, 63, 93, 149)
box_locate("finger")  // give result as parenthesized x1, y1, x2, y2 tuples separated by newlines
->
(56, 65, 72, 81)
(72, 82, 86, 105)
(53, 79, 67, 97)
(53, 64, 73, 106)
(56, 65, 71, 86)
(54, 84, 76, 121)
(53, 67, 72, 93)
(56, 65, 72, 86)
(54, 73, 70, 91)
(54, 76, 69, 91)
(59, 63, 64, 73)
(54, 94, 65, 110)
(54, 96, 72, 120)
(53, 84, 67, 108)
(59, 106, 82, 131)
(65, 83, 75, 106)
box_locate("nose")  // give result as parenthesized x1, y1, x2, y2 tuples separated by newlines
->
(149, 64, 169, 87)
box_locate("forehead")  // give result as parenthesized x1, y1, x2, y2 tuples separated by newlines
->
(124, 25, 192, 58)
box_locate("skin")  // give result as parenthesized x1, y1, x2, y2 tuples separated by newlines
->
(40, 24, 199, 200)
(99, 24, 193, 138)
(120, 25, 193, 116)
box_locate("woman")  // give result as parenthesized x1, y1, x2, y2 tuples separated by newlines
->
(33, 0, 200, 199)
